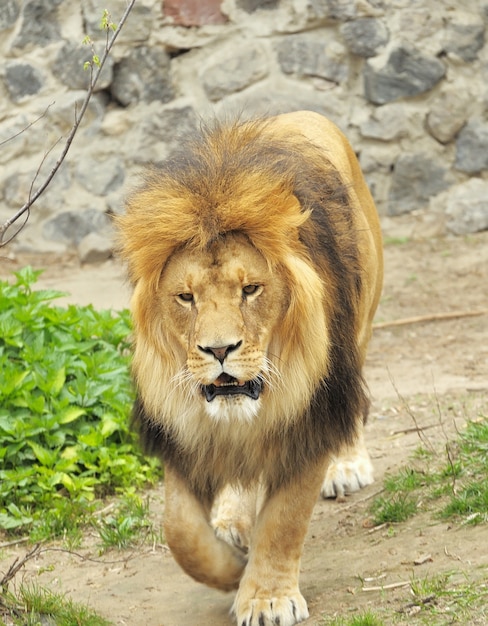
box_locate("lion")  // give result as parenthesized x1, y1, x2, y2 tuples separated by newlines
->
(116, 110, 383, 626)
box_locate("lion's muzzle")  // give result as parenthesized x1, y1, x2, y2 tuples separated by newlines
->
(202, 374, 263, 402)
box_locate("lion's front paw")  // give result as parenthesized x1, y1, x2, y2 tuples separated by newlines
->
(321, 450, 374, 499)
(232, 589, 309, 626)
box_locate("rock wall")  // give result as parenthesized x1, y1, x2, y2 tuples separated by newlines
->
(1, 0, 487, 258)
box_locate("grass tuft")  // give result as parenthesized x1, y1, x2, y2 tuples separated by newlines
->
(0, 583, 111, 625)
(370, 417, 488, 527)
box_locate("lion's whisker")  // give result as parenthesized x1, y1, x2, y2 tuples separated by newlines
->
(261, 356, 284, 393)
(168, 367, 199, 403)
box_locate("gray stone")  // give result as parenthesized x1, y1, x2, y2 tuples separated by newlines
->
(4, 62, 44, 102)
(388, 152, 450, 215)
(364, 43, 446, 105)
(426, 87, 471, 144)
(82, 1, 152, 43)
(276, 33, 348, 84)
(0, 115, 29, 164)
(340, 18, 389, 58)
(200, 43, 269, 101)
(43, 209, 112, 245)
(292, 0, 359, 21)
(455, 119, 488, 174)
(443, 20, 485, 62)
(306, 0, 356, 21)
(3, 164, 70, 210)
(48, 91, 106, 135)
(443, 179, 488, 235)
(13, 0, 62, 48)
(359, 103, 410, 141)
(78, 232, 113, 264)
(127, 105, 198, 164)
(111, 47, 173, 106)
(0, 0, 20, 31)
(52, 42, 113, 91)
(140, 106, 197, 160)
(75, 156, 124, 196)
(236, 0, 279, 12)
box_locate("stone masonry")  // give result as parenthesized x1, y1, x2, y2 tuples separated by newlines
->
(1, 0, 487, 258)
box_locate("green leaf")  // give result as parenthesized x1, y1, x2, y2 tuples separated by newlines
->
(0, 369, 30, 396)
(100, 413, 121, 438)
(58, 406, 86, 424)
(28, 441, 57, 468)
(78, 431, 104, 447)
(0, 511, 33, 530)
(47, 366, 66, 396)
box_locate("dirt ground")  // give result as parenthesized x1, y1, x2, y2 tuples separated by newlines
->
(1, 222, 487, 625)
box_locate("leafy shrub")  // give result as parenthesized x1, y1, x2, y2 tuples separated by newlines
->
(0, 267, 160, 534)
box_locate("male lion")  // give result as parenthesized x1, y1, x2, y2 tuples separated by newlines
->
(117, 111, 383, 626)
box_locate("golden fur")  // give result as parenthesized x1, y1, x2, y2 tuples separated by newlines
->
(116, 111, 383, 626)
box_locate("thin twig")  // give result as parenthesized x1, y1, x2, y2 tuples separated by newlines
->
(0, 543, 42, 588)
(0, 537, 29, 550)
(40, 546, 137, 566)
(387, 370, 436, 454)
(0, 543, 139, 592)
(0, 103, 55, 148)
(374, 309, 488, 330)
(362, 580, 411, 592)
(367, 522, 388, 534)
(391, 423, 439, 436)
(0, 0, 136, 247)
(334, 487, 385, 512)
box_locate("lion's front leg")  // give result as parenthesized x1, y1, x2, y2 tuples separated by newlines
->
(164, 467, 246, 591)
(321, 428, 374, 499)
(233, 460, 327, 626)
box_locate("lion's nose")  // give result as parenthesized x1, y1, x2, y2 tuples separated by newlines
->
(198, 341, 242, 364)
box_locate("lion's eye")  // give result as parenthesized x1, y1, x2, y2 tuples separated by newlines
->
(177, 293, 194, 304)
(242, 284, 261, 297)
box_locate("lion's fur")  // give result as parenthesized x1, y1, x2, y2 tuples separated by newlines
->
(116, 111, 383, 504)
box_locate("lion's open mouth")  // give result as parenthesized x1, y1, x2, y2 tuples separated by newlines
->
(202, 373, 262, 402)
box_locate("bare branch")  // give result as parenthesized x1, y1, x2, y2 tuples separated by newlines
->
(0, 543, 42, 588)
(0, 0, 136, 247)
(373, 309, 488, 330)
(0, 102, 55, 149)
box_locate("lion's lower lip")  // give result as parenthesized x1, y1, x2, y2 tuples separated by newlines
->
(202, 377, 262, 402)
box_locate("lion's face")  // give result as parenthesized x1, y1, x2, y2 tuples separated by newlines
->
(159, 233, 288, 421)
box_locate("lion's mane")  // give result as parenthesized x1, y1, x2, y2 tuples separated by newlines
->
(117, 118, 370, 500)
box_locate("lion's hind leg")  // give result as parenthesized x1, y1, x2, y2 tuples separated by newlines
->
(164, 467, 246, 591)
(321, 428, 374, 499)
(211, 484, 260, 557)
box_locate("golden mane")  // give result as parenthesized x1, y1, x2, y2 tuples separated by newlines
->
(116, 116, 370, 495)
(117, 120, 312, 283)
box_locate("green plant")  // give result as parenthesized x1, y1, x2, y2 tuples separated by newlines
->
(406, 572, 488, 624)
(439, 419, 488, 524)
(0, 267, 160, 536)
(383, 236, 409, 246)
(96, 493, 155, 550)
(0, 582, 112, 626)
(323, 610, 385, 626)
(370, 492, 418, 525)
(369, 415, 488, 527)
